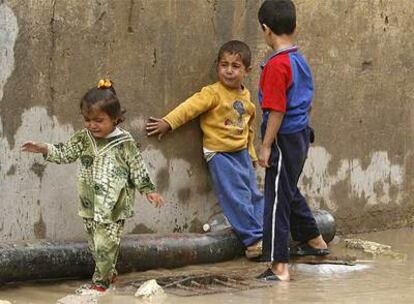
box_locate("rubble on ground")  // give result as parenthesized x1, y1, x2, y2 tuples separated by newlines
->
(344, 238, 406, 259)
(135, 279, 164, 298)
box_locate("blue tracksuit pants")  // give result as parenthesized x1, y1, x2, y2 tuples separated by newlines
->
(262, 127, 320, 263)
(207, 149, 264, 247)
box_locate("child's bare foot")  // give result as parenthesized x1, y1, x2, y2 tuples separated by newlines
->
(271, 262, 290, 281)
(307, 235, 328, 249)
(256, 262, 290, 281)
(245, 240, 262, 259)
(291, 235, 330, 256)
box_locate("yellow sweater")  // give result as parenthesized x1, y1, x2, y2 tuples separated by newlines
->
(163, 82, 258, 161)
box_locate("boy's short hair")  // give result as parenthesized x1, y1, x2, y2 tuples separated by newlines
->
(217, 40, 251, 68)
(258, 0, 296, 35)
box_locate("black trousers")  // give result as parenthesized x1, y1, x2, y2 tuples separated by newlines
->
(262, 127, 320, 263)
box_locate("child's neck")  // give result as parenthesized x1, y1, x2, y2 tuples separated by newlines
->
(235, 84, 244, 94)
(269, 34, 295, 52)
(220, 82, 244, 94)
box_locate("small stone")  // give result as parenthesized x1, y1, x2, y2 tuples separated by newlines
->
(135, 279, 164, 298)
(203, 223, 210, 232)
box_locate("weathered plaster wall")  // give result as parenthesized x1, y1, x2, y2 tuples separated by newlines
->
(0, 0, 413, 241)
(296, 0, 414, 233)
(0, 0, 264, 241)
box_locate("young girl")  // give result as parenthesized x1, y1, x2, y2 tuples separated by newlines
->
(22, 79, 164, 292)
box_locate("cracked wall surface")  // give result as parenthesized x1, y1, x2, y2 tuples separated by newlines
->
(0, 0, 413, 241)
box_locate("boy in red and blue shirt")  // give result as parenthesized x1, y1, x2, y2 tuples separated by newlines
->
(256, 0, 329, 281)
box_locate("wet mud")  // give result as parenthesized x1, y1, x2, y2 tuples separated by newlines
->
(0, 228, 413, 304)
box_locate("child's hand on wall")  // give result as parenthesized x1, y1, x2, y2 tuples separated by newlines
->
(21, 141, 48, 154)
(146, 192, 165, 208)
(146, 117, 171, 140)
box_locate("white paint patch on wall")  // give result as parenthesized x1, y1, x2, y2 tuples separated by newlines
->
(127, 117, 216, 233)
(300, 146, 404, 211)
(299, 147, 348, 211)
(128, 142, 215, 234)
(0, 107, 78, 240)
(349, 152, 403, 206)
(0, 2, 18, 102)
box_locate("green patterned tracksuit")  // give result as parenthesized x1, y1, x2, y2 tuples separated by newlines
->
(45, 128, 155, 288)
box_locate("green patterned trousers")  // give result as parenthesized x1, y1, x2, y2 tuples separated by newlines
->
(83, 218, 125, 288)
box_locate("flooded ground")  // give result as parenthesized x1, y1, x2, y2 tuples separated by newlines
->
(1, 227, 413, 304)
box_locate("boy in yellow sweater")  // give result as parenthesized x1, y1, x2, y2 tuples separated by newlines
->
(146, 40, 263, 258)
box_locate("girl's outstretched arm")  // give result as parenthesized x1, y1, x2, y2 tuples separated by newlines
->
(22, 130, 85, 164)
(21, 141, 48, 154)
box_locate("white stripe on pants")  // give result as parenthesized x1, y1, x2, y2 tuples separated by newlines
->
(271, 144, 283, 262)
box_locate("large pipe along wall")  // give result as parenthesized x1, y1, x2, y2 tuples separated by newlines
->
(0, 210, 335, 283)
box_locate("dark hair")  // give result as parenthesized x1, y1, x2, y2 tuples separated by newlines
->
(217, 40, 252, 68)
(258, 0, 296, 35)
(80, 83, 126, 125)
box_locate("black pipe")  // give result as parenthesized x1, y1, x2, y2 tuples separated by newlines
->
(0, 209, 335, 283)
(0, 230, 243, 283)
(313, 209, 336, 243)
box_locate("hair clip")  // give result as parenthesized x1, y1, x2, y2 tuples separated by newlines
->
(97, 79, 112, 89)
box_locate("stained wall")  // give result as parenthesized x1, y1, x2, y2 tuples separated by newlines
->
(0, 0, 413, 241)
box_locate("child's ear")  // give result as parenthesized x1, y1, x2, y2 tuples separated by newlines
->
(246, 66, 253, 73)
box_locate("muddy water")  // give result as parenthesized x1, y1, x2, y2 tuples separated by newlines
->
(1, 228, 414, 304)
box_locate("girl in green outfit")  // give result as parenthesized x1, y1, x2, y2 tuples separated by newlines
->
(22, 79, 164, 292)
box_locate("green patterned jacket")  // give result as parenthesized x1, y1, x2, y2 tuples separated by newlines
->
(45, 128, 156, 223)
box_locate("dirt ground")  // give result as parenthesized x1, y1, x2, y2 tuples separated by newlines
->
(1, 227, 413, 304)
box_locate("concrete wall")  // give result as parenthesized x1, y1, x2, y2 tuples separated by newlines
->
(297, 0, 414, 233)
(0, 0, 413, 241)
